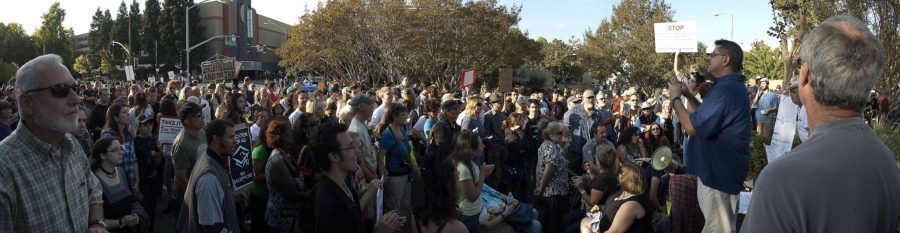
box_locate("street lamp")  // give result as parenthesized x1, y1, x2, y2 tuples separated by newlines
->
(110, 41, 132, 65)
(713, 12, 733, 40)
(263, 21, 287, 41)
(186, 0, 226, 82)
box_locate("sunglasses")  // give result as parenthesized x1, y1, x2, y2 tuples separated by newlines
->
(25, 83, 79, 98)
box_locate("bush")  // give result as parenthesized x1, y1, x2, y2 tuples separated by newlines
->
(872, 121, 900, 169)
(747, 133, 769, 179)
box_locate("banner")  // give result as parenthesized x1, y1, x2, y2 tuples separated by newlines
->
(230, 124, 254, 192)
(201, 56, 238, 82)
(460, 68, 476, 88)
(499, 68, 513, 92)
(654, 22, 699, 53)
(157, 116, 182, 144)
(765, 94, 798, 162)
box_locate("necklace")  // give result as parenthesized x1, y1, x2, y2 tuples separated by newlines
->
(99, 166, 117, 178)
(616, 192, 635, 201)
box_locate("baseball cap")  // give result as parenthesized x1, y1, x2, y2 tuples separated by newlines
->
(138, 114, 155, 124)
(489, 94, 502, 103)
(179, 102, 203, 120)
(583, 90, 596, 98)
(567, 96, 581, 103)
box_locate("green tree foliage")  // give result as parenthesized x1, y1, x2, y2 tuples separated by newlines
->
(743, 40, 784, 80)
(112, 1, 130, 67)
(100, 53, 112, 76)
(0, 61, 18, 82)
(0, 23, 37, 65)
(129, 0, 142, 62)
(33, 2, 75, 66)
(157, 0, 177, 72)
(769, 0, 899, 115)
(579, 0, 676, 94)
(141, 0, 161, 70)
(73, 54, 91, 76)
(539, 38, 581, 84)
(89, 8, 114, 69)
(277, 0, 541, 91)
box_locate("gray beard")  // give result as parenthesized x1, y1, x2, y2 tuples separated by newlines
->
(33, 103, 78, 134)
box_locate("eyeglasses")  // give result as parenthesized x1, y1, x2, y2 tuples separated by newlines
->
(25, 83, 79, 98)
(107, 146, 123, 153)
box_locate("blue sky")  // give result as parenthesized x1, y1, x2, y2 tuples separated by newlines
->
(2, 0, 778, 51)
(498, 0, 779, 51)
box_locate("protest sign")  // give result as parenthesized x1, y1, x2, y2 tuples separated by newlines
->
(201, 55, 238, 82)
(230, 124, 254, 192)
(125, 65, 135, 81)
(765, 94, 799, 162)
(460, 68, 476, 88)
(654, 22, 698, 53)
(499, 68, 513, 92)
(157, 116, 182, 144)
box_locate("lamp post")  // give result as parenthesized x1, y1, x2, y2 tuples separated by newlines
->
(186, 0, 225, 82)
(110, 41, 132, 65)
(713, 12, 733, 40)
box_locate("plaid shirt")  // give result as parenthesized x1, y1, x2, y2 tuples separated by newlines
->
(102, 130, 138, 187)
(0, 123, 103, 232)
(667, 174, 705, 233)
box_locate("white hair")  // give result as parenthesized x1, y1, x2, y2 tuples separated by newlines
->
(15, 54, 66, 109)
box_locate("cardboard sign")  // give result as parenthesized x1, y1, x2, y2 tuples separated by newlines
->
(230, 124, 254, 192)
(654, 22, 698, 53)
(765, 94, 799, 162)
(460, 68, 476, 88)
(201, 56, 238, 82)
(499, 68, 513, 92)
(157, 116, 183, 144)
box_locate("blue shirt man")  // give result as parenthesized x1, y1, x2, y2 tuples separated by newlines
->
(684, 73, 751, 194)
(754, 90, 778, 122)
(670, 39, 751, 233)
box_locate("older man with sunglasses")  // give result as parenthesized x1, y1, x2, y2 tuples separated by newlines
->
(0, 54, 108, 232)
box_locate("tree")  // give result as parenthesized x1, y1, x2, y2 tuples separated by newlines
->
(743, 40, 783, 81)
(111, 1, 130, 68)
(277, 0, 541, 91)
(129, 0, 142, 64)
(538, 38, 582, 84)
(73, 54, 92, 77)
(141, 0, 161, 71)
(157, 0, 177, 72)
(33, 2, 75, 66)
(0, 23, 37, 65)
(769, 0, 899, 115)
(579, 0, 675, 94)
(100, 53, 112, 76)
(90, 8, 114, 73)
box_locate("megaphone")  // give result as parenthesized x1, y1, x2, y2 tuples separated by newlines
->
(651, 146, 673, 171)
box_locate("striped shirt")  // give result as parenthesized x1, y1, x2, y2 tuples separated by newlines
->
(0, 123, 104, 232)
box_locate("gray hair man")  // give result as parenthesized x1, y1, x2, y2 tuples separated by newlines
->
(741, 15, 900, 233)
(0, 54, 107, 232)
(347, 94, 378, 181)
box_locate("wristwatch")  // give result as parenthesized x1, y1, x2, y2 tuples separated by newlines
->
(89, 219, 108, 229)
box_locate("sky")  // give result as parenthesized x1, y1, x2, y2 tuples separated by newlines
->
(0, 0, 778, 51)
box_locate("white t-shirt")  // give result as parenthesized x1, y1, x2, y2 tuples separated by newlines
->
(369, 105, 387, 128)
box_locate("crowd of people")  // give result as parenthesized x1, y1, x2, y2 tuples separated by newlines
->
(0, 15, 898, 233)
